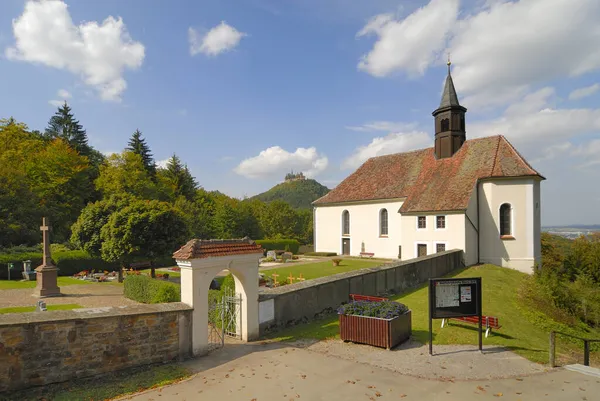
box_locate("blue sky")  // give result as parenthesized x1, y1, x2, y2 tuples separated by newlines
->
(0, 0, 599, 226)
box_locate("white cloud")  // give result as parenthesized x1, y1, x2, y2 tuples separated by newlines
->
(57, 89, 71, 99)
(234, 146, 328, 179)
(6, 0, 144, 101)
(48, 88, 72, 107)
(449, 0, 600, 109)
(572, 139, 600, 168)
(342, 131, 431, 170)
(156, 159, 170, 169)
(569, 83, 600, 100)
(189, 22, 246, 57)
(358, 0, 600, 110)
(357, 0, 459, 77)
(346, 121, 418, 132)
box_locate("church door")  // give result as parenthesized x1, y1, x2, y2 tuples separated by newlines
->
(342, 238, 350, 255)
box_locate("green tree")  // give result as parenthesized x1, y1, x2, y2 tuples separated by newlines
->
(100, 199, 190, 277)
(70, 194, 136, 256)
(95, 151, 160, 199)
(158, 154, 198, 201)
(26, 139, 89, 242)
(126, 129, 156, 178)
(173, 195, 215, 240)
(45, 102, 91, 156)
(260, 200, 299, 239)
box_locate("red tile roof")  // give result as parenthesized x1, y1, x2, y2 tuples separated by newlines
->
(173, 237, 263, 260)
(313, 135, 544, 213)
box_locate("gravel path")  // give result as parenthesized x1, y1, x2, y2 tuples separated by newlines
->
(304, 339, 549, 381)
(0, 284, 139, 308)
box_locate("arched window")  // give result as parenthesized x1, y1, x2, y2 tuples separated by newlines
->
(500, 203, 512, 236)
(342, 210, 350, 235)
(441, 118, 450, 131)
(380, 209, 388, 236)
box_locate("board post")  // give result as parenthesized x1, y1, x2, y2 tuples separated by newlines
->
(429, 279, 433, 355)
(477, 277, 483, 352)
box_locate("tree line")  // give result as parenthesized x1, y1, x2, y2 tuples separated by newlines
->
(0, 103, 313, 257)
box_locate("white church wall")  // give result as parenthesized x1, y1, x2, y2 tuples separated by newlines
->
(464, 188, 479, 266)
(400, 213, 465, 260)
(478, 178, 541, 274)
(314, 200, 404, 259)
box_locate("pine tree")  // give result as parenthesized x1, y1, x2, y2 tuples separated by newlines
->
(160, 154, 198, 200)
(126, 129, 156, 178)
(45, 102, 91, 156)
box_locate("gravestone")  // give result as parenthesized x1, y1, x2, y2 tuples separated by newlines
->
(266, 251, 277, 260)
(281, 252, 293, 263)
(32, 217, 62, 298)
(35, 300, 47, 312)
(22, 260, 36, 281)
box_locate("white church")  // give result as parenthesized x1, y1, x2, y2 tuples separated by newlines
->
(313, 64, 544, 274)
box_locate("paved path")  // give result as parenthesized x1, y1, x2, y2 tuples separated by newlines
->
(0, 284, 138, 308)
(125, 342, 600, 401)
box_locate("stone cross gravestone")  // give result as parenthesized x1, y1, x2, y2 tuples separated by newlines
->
(32, 217, 62, 298)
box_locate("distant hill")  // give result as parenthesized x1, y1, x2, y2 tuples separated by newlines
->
(251, 177, 330, 209)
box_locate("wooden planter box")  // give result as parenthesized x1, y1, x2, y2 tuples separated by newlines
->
(339, 310, 412, 349)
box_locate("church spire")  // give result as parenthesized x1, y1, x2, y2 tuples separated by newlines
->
(432, 59, 467, 159)
(439, 60, 460, 108)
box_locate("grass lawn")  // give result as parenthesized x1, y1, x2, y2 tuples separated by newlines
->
(0, 363, 191, 401)
(0, 277, 97, 290)
(263, 259, 383, 284)
(0, 304, 83, 314)
(267, 264, 600, 365)
(139, 267, 181, 278)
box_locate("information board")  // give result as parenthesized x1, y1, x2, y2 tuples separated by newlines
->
(428, 277, 482, 354)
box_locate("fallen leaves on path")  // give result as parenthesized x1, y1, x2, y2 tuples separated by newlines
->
(493, 393, 503, 397)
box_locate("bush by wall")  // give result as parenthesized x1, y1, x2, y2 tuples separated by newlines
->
(305, 252, 337, 257)
(255, 239, 300, 254)
(124, 275, 181, 304)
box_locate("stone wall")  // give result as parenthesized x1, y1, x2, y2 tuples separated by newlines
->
(0, 303, 192, 393)
(258, 250, 463, 334)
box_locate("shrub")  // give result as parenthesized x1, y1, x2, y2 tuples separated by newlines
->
(255, 239, 300, 254)
(262, 257, 275, 263)
(332, 258, 342, 266)
(338, 300, 408, 319)
(124, 275, 180, 304)
(305, 252, 337, 257)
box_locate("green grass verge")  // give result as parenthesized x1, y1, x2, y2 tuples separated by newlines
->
(0, 363, 191, 401)
(263, 259, 382, 284)
(0, 277, 98, 290)
(267, 264, 600, 364)
(0, 304, 83, 314)
(139, 267, 181, 278)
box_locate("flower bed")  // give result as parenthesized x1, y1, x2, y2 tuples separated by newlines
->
(338, 300, 411, 349)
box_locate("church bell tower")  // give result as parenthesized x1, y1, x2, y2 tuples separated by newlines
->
(432, 60, 467, 159)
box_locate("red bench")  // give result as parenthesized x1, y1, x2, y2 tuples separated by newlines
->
(359, 252, 375, 258)
(350, 294, 388, 302)
(441, 316, 501, 338)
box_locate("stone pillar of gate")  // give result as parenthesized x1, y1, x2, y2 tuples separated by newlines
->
(174, 238, 262, 357)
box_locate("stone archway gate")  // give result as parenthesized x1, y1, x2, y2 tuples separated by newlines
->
(174, 238, 262, 357)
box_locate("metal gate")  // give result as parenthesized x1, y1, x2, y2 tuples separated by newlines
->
(207, 288, 242, 352)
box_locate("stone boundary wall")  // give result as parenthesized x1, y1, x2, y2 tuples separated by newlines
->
(258, 250, 463, 335)
(0, 303, 193, 393)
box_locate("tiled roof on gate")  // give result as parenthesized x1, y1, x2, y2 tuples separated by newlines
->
(313, 135, 544, 213)
(173, 237, 263, 260)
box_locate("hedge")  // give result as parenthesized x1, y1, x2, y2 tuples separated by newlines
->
(124, 275, 181, 304)
(255, 239, 300, 254)
(305, 252, 337, 257)
(0, 250, 120, 280)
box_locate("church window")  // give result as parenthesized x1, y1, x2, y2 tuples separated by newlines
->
(500, 203, 512, 237)
(436, 243, 446, 253)
(380, 209, 388, 236)
(417, 244, 427, 257)
(417, 216, 427, 229)
(342, 210, 350, 235)
(441, 118, 450, 131)
(436, 215, 446, 229)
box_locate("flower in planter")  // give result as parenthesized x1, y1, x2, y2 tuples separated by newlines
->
(337, 300, 408, 319)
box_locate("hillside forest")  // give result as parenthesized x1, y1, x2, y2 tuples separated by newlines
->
(0, 103, 314, 261)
